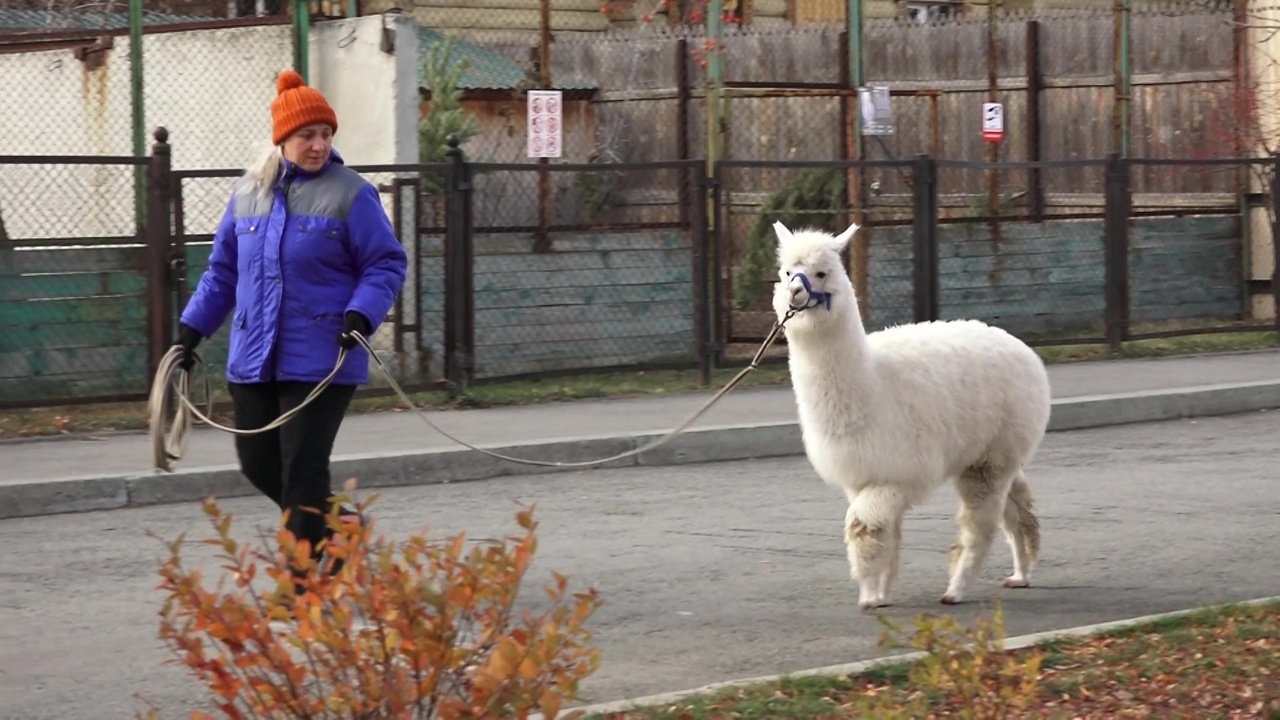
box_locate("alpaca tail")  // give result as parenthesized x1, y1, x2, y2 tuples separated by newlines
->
(1006, 472, 1040, 564)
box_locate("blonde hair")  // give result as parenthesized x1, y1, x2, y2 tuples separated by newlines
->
(241, 141, 283, 199)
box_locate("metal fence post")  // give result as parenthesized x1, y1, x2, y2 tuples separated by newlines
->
(709, 160, 727, 367)
(443, 133, 475, 391)
(911, 153, 939, 323)
(145, 126, 173, 388)
(292, 0, 310, 82)
(1103, 151, 1131, 352)
(691, 164, 712, 387)
(128, 0, 145, 236)
(1272, 154, 1280, 334)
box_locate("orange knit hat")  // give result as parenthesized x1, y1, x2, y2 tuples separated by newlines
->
(271, 69, 338, 145)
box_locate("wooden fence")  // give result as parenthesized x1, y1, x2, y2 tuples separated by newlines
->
(513, 1, 1242, 266)
(536, 2, 1237, 164)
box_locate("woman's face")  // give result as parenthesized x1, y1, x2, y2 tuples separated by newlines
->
(281, 123, 334, 173)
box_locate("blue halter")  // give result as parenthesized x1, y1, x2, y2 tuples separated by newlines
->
(789, 272, 832, 311)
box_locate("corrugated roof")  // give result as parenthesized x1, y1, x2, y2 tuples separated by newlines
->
(0, 8, 213, 31)
(417, 26, 595, 92)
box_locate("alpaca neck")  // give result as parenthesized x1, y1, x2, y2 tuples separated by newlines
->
(787, 307, 879, 429)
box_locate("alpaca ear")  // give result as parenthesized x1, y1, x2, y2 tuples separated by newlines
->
(829, 222, 859, 252)
(772, 221, 794, 246)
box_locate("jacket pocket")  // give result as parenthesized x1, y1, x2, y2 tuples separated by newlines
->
(234, 219, 263, 245)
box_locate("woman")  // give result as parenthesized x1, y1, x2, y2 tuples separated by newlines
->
(174, 69, 407, 573)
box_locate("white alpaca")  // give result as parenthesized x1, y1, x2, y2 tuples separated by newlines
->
(771, 221, 1051, 609)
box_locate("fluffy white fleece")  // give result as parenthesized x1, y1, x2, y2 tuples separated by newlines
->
(771, 221, 1052, 609)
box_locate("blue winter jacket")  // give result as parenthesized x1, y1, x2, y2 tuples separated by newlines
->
(179, 150, 407, 386)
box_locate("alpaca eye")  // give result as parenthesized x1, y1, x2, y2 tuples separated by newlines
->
(816, 272, 827, 279)
(786, 271, 792, 277)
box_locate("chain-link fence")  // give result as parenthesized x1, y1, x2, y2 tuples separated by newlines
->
(552, 29, 687, 165)
(396, 0, 571, 165)
(933, 160, 1110, 344)
(352, 163, 450, 390)
(415, 15, 696, 167)
(170, 163, 447, 402)
(715, 159, 918, 346)
(0, 155, 148, 407)
(1, 1, 292, 166)
(856, 1, 1235, 167)
(464, 159, 705, 380)
(170, 167, 242, 406)
(927, 154, 1277, 348)
(1125, 157, 1274, 340)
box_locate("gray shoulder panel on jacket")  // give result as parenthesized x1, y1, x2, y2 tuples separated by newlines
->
(289, 165, 370, 220)
(231, 175, 275, 219)
(229, 164, 369, 221)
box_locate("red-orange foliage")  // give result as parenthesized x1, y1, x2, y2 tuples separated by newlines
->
(139, 487, 603, 719)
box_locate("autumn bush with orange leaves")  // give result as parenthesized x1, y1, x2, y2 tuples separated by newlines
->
(136, 485, 603, 719)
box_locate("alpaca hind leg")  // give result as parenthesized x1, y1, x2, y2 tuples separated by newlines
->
(1000, 470, 1040, 589)
(942, 464, 1014, 605)
(844, 487, 906, 610)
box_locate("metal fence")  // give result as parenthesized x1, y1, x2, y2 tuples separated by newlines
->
(0, 153, 150, 407)
(3, 134, 1278, 410)
(0, 5, 293, 165)
(712, 153, 1280, 354)
(450, 157, 708, 383)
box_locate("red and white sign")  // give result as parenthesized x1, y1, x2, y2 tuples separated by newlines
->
(982, 101, 1004, 143)
(527, 90, 563, 159)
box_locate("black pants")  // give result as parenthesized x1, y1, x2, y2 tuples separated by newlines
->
(228, 380, 356, 560)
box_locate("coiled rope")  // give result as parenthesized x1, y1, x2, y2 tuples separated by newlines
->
(148, 310, 796, 474)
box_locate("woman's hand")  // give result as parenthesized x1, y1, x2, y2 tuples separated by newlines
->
(175, 324, 203, 371)
(339, 311, 370, 350)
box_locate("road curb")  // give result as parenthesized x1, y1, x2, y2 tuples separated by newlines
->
(3, 380, 1279, 521)
(1045, 379, 1280, 431)
(552, 594, 1280, 718)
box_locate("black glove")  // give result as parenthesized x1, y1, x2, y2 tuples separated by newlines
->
(175, 323, 202, 371)
(339, 311, 370, 350)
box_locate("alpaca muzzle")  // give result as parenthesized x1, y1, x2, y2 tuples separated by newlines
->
(789, 272, 832, 311)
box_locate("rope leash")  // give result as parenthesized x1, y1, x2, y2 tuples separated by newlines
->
(149, 309, 797, 474)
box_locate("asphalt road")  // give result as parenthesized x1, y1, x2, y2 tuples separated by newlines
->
(2, 410, 1279, 718)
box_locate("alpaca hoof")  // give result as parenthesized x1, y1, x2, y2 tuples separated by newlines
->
(1003, 576, 1031, 589)
(858, 592, 890, 611)
(939, 593, 961, 605)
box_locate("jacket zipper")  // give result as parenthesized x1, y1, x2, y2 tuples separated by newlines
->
(270, 165, 296, 381)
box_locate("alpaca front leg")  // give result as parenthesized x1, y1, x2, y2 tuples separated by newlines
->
(876, 520, 903, 601)
(845, 514, 886, 610)
(844, 490, 905, 610)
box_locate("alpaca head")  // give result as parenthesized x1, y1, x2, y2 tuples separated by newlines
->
(771, 220, 860, 330)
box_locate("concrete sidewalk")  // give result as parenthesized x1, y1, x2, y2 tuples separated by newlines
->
(4, 348, 1280, 520)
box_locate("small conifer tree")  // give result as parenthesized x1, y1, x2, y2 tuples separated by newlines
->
(419, 33, 481, 196)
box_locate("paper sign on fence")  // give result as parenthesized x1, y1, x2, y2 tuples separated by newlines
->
(527, 90, 563, 159)
(982, 101, 1004, 143)
(858, 86, 894, 136)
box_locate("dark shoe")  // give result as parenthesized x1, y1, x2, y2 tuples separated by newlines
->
(336, 504, 369, 529)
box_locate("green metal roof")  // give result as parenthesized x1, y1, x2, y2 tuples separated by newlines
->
(417, 26, 595, 92)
